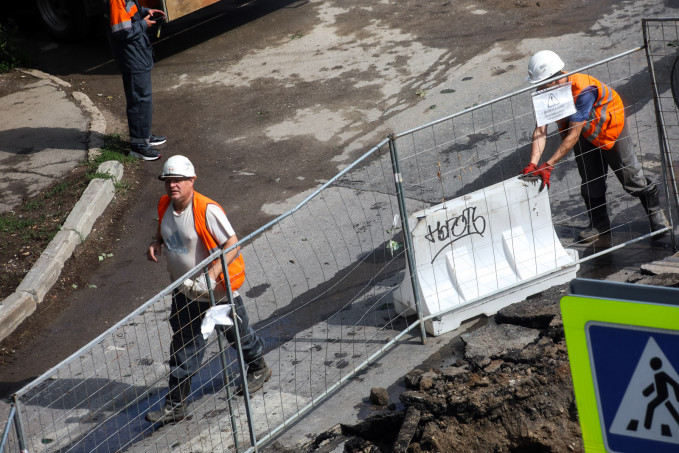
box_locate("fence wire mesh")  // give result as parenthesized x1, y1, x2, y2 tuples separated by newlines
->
(643, 18, 679, 219)
(10, 140, 423, 452)
(394, 46, 672, 258)
(4, 33, 678, 453)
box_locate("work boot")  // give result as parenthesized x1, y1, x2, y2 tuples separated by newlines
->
(649, 210, 670, 237)
(578, 225, 610, 243)
(240, 357, 272, 395)
(146, 376, 192, 424)
(145, 402, 190, 424)
(639, 186, 670, 237)
(579, 198, 610, 243)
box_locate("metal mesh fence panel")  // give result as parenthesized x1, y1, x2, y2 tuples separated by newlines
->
(11, 140, 422, 452)
(394, 46, 672, 261)
(387, 46, 675, 331)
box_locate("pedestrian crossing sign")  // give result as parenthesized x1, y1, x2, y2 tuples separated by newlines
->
(562, 279, 679, 452)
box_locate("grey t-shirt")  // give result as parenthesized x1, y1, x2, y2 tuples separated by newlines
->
(161, 202, 235, 285)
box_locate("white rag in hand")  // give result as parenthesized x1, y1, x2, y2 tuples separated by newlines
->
(200, 305, 234, 340)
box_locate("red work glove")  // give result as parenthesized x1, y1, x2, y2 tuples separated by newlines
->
(520, 162, 538, 175)
(534, 162, 554, 192)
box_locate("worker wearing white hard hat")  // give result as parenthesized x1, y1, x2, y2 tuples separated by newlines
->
(158, 155, 196, 180)
(145, 155, 270, 424)
(526, 50, 564, 84)
(520, 50, 668, 242)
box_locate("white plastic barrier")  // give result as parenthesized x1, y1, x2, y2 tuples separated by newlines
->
(394, 176, 579, 336)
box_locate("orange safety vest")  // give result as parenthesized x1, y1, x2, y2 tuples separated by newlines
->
(158, 192, 245, 291)
(109, 0, 139, 34)
(557, 73, 625, 151)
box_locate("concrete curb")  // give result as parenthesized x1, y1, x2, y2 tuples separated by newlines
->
(0, 72, 120, 343)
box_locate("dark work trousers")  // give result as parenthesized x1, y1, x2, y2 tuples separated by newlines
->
(572, 123, 657, 227)
(122, 70, 152, 152)
(168, 291, 265, 386)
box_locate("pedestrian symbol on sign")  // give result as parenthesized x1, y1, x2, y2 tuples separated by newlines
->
(610, 337, 679, 444)
(643, 357, 679, 432)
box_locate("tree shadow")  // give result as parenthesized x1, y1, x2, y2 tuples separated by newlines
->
(0, 127, 88, 156)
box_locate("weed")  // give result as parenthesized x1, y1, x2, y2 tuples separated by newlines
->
(82, 133, 140, 179)
(114, 180, 133, 194)
(89, 171, 116, 182)
(23, 199, 44, 211)
(0, 212, 59, 242)
(44, 181, 71, 199)
(0, 215, 34, 235)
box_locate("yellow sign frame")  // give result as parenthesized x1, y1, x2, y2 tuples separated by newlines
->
(561, 295, 679, 452)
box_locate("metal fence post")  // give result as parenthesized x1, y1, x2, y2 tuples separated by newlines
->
(203, 265, 240, 451)
(11, 396, 27, 453)
(642, 19, 678, 250)
(388, 134, 427, 345)
(219, 253, 259, 451)
(0, 404, 15, 452)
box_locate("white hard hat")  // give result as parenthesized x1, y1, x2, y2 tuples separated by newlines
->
(526, 50, 565, 84)
(159, 155, 196, 180)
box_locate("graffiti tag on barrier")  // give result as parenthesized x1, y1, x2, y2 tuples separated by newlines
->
(424, 207, 486, 244)
(424, 207, 486, 263)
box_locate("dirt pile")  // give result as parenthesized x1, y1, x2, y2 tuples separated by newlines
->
(276, 262, 679, 453)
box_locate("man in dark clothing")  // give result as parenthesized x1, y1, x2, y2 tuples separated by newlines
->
(107, 0, 166, 161)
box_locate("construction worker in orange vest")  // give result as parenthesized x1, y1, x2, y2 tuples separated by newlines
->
(106, 0, 166, 161)
(521, 50, 669, 243)
(145, 155, 270, 425)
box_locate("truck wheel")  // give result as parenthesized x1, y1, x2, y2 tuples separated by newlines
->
(37, 0, 91, 40)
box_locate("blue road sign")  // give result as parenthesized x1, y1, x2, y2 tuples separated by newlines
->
(588, 322, 679, 452)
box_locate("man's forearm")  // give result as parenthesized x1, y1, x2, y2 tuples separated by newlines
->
(547, 126, 581, 166)
(530, 126, 548, 164)
(207, 244, 240, 283)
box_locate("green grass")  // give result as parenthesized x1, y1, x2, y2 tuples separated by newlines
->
(0, 21, 21, 73)
(0, 216, 34, 235)
(44, 181, 71, 199)
(83, 134, 140, 180)
(23, 199, 44, 211)
(114, 179, 134, 194)
(0, 213, 58, 242)
(0, 133, 139, 244)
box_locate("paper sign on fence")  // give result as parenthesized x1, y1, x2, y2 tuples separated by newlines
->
(532, 82, 576, 127)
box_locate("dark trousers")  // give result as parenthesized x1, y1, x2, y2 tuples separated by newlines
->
(573, 124, 657, 227)
(122, 70, 152, 152)
(168, 291, 264, 387)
